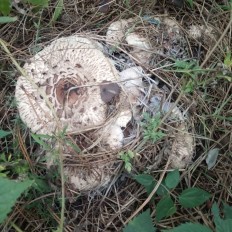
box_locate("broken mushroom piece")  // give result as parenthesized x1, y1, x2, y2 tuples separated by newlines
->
(149, 93, 194, 168)
(169, 123, 194, 168)
(106, 18, 152, 65)
(46, 141, 115, 192)
(15, 35, 121, 135)
(119, 66, 144, 106)
(106, 17, 189, 66)
(65, 166, 112, 192)
(188, 24, 216, 45)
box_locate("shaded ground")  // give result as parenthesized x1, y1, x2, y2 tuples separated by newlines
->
(0, 0, 231, 231)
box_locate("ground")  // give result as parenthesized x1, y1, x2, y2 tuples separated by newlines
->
(0, 0, 231, 231)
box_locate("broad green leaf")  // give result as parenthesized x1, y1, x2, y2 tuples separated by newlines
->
(162, 223, 212, 232)
(155, 181, 169, 196)
(123, 209, 156, 232)
(135, 175, 169, 196)
(211, 203, 232, 232)
(0, 0, 10, 16)
(205, 148, 220, 170)
(135, 174, 154, 187)
(135, 174, 155, 194)
(0, 129, 11, 138)
(223, 203, 232, 219)
(165, 170, 180, 189)
(0, 16, 17, 23)
(156, 196, 176, 222)
(212, 203, 223, 231)
(179, 187, 211, 208)
(27, 0, 49, 7)
(50, 0, 63, 24)
(0, 177, 33, 223)
(217, 219, 232, 232)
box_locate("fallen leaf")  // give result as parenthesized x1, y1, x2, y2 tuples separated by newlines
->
(205, 148, 220, 170)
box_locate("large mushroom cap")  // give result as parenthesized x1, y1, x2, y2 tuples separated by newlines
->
(15, 36, 120, 135)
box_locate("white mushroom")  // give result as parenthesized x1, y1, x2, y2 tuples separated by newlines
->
(119, 66, 144, 105)
(64, 165, 112, 192)
(106, 18, 135, 44)
(15, 35, 121, 135)
(106, 17, 189, 65)
(106, 18, 152, 65)
(188, 24, 215, 43)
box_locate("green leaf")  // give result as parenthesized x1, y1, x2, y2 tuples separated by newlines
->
(26, 0, 49, 7)
(165, 170, 180, 189)
(123, 209, 156, 232)
(0, 0, 11, 16)
(185, 0, 194, 8)
(155, 181, 169, 196)
(179, 187, 211, 208)
(0, 129, 11, 138)
(156, 196, 176, 222)
(162, 223, 212, 232)
(205, 148, 220, 170)
(223, 203, 232, 220)
(50, 0, 63, 24)
(217, 219, 232, 232)
(0, 177, 33, 223)
(212, 203, 223, 230)
(211, 203, 232, 232)
(135, 174, 154, 187)
(135, 175, 169, 196)
(224, 52, 232, 69)
(135, 174, 155, 194)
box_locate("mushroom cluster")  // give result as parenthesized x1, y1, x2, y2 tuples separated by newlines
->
(15, 16, 195, 193)
(15, 35, 145, 192)
(105, 17, 194, 169)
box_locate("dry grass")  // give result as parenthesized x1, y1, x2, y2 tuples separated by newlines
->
(0, 0, 231, 231)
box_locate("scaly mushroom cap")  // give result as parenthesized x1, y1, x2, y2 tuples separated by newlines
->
(15, 36, 120, 135)
(106, 18, 135, 44)
(169, 123, 194, 168)
(188, 24, 216, 45)
(64, 166, 112, 192)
